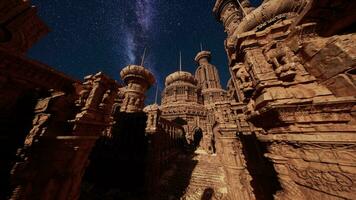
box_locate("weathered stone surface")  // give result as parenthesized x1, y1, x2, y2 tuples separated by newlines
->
(214, 0, 356, 199)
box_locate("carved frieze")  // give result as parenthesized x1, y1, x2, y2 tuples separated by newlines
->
(288, 165, 355, 199)
(265, 141, 356, 199)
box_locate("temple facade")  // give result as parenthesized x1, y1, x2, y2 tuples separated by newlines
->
(159, 50, 228, 153)
(0, 0, 355, 200)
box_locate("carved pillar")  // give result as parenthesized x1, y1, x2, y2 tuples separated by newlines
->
(216, 130, 255, 200)
(213, 102, 255, 200)
(265, 143, 306, 200)
(120, 65, 155, 113)
(144, 104, 161, 134)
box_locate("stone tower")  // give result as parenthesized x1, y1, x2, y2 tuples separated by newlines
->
(194, 50, 226, 105)
(120, 65, 155, 113)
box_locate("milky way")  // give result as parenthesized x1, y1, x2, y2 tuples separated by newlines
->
(28, 0, 262, 103)
(122, 0, 158, 80)
(123, 0, 154, 63)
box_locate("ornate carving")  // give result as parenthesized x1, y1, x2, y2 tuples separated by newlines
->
(288, 165, 354, 193)
(99, 89, 111, 109)
(25, 91, 66, 146)
(264, 42, 298, 81)
(120, 65, 155, 113)
(233, 63, 254, 97)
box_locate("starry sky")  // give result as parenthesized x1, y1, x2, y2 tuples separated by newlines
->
(28, 0, 262, 103)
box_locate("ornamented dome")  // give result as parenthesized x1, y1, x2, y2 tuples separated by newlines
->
(161, 71, 201, 106)
(165, 71, 198, 87)
(119, 65, 155, 113)
(194, 51, 211, 63)
(120, 65, 155, 86)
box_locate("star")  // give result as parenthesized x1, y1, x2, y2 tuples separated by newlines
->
(28, 0, 263, 104)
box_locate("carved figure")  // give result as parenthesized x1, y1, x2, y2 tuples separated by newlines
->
(99, 89, 111, 109)
(234, 63, 254, 96)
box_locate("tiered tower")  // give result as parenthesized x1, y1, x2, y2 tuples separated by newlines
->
(120, 65, 155, 113)
(194, 50, 226, 105)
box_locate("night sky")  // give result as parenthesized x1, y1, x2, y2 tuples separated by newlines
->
(28, 0, 262, 103)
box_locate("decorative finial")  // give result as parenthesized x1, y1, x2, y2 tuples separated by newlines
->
(140, 47, 147, 66)
(200, 43, 203, 51)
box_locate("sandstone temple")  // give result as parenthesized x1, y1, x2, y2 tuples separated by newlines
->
(0, 0, 355, 199)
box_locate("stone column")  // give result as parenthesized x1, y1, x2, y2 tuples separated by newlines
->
(120, 65, 155, 113)
(212, 101, 255, 200)
(216, 130, 256, 200)
(265, 143, 306, 200)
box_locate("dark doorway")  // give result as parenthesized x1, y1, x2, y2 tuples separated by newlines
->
(193, 128, 203, 148)
(239, 133, 282, 199)
(201, 187, 214, 200)
(172, 117, 187, 126)
(80, 112, 149, 200)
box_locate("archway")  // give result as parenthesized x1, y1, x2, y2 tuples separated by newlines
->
(172, 117, 188, 126)
(193, 128, 203, 148)
(81, 112, 149, 199)
(212, 122, 220, 154)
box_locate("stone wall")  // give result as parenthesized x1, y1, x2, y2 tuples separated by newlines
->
(213, 0, 356, 199)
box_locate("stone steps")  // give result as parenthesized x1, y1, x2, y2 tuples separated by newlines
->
(159, 152, 228, 199)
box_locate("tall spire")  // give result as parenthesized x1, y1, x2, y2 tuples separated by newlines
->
(200, 42, 203, 51)
(155, 84, 159, 104)
(194, 50, 224, 105)
(140, 47, 147, 66)
(236, 0, 248, 16)
(179, 51, 182, 71)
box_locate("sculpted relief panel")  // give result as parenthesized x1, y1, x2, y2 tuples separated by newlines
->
(267, 142, 356, 199)
(288, 165, 355, 198)
(263, 42, 297, 81)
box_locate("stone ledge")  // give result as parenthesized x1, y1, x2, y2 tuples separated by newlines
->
(257, 133, 356, 143)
